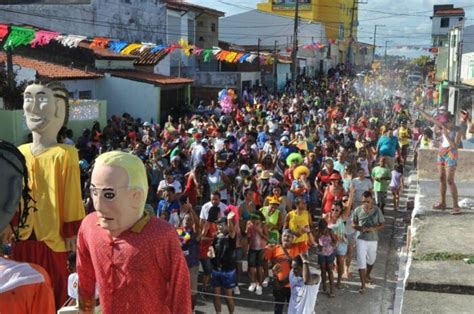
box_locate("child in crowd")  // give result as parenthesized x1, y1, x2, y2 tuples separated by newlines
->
(315, 219, 337, 298)
(389, 163, 404, 211)
(246, 213, 268, 295)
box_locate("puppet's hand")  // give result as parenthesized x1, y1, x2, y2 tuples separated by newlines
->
(65, 236, 77, 252)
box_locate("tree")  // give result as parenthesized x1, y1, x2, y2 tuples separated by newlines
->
(0, 62, 27, 110)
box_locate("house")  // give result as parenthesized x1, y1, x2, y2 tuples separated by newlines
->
(218, 9, 327, 91)
(257, 0, 359, 63)
(431, 4, 465, 48)
(0, 0, 167, 43)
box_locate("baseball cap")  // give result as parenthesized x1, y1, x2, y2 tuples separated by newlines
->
(280, 136, 289, 143)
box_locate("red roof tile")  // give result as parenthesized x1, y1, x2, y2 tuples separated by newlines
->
(434, 9, 465, 16)
(109, 70, 193, 85)
(0, 53, 103, 80)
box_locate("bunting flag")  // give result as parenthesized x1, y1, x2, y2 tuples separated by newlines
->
(0, 24, 9, 41)
(108, 40, 129, 53)
(31, 30, 59, 48)
(56, 34, 87, 48)
(0, 23, 302, 65)
(3, 26, 36, 50)
(90, 37, 110, 49)
(120, 43, 142, 55)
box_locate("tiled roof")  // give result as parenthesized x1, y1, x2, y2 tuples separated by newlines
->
(77, 41, 137, 60)
(108, 70, 193, 85)
(134, 48, 169, 66)
(0, 53, 103, 80)
(434, 9, 465, 16)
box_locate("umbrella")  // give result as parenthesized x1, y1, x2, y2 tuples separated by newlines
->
(286, 152, 303, 167)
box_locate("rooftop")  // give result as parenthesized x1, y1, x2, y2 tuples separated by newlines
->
(108, 70, 193, 86)
(433, 8, 465, 17)
(166, 1, 225, 17)
(134, 48, 169, 66)
(0, 52, 103, 80)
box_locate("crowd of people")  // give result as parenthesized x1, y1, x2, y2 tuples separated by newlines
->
(2, 63, 470, 313)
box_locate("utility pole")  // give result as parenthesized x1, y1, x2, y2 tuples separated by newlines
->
(372, 24, 385, 63)
(257, 37, 261, 85)
(291, 0, 299, 89)
(6, 48, 14, 92)
(384, 40, 393, 64)
(273, 40, 278, 93)
(347, 0, 357, 64)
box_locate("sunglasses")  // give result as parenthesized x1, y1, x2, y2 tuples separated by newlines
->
(90, 186, 129, 201)
(331, 208, 341, 212)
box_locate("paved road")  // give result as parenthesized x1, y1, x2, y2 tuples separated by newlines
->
(195, 165, 414, 314)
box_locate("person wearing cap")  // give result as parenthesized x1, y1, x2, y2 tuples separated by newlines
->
(0, 141, 55, 313)
(397, 121, 411, 164)
(209, 212, 237, 314)
(278, 136, 297, 162)
(260, 199, 284, 244)
(370, 157, 391, 214)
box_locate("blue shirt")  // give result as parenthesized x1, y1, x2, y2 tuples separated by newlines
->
(377, 135, 399, 157)
(257, 131, 269, 149)
(156, 199, 180, 216)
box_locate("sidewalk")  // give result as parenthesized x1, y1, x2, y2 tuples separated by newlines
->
(401, 177, 474, 313)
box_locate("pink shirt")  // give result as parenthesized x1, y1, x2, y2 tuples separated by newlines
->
(77, 212, 191, 314)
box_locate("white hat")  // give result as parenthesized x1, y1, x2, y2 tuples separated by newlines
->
(240, 164, 251, 172)
(143, 121, 151, 127)
(280, 136, 289, 143)
(439, 106, 446, 111)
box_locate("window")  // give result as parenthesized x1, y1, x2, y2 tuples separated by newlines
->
(198, 36, 205, 42)
(211, 23, 216, 32)
(338, 24, 345, 39)
(440, 17, 449, 28)
(79, 91, 92, 100)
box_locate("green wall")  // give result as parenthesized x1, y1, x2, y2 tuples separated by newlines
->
(0, 99, 107, 146)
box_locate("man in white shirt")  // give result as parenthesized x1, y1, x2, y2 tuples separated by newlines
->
(350, 168, 373, 207)
(200, 191, 227, 225)
(157, 168, 182, 199)
(288, 253, 320, 314)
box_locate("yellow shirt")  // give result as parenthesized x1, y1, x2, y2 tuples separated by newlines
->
(18, 144, 85, 252)
(398, 127, 410, 146)
(288, 210, 309, 244)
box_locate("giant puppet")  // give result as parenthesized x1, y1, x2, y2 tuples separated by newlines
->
(13, 81, 85, 308)
(76, 151, 191, 313)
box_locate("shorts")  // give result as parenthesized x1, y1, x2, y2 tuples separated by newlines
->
(200, 258, 212, 275)
(211, 269, 237, 289)
(390, 186, 401, 194)
(356, 239, 378, 269)
(381, 156, 394, 170)
(233, 247, 244, 262)
(401, 144, 409, 160)
(347, 233, 357, 246)
(317, 253, 336, 265)
(335, 242, 348, 256)
(437, 148, 458, 168)
(189, 266, 199, 295)
(248, 249, 265, 268)
(375, 191, 387, 206)
(294, 241, 309, 253)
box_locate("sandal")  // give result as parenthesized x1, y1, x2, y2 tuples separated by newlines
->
(450, 208, 462, 215)
(432, 203, 446, 210)
(358, 287, 366, 294)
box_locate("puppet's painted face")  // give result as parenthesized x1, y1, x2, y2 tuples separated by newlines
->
(23, 84, 64, 134)
(91, 164, 139, 237)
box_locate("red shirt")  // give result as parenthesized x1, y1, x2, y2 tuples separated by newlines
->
(77, 212, 191, 314)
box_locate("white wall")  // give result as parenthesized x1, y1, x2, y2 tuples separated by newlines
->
(95, 74, 160, 123)
(277, 63, 290, 90)
(432, 16, 464, 36)
(61, 79, 98, 99)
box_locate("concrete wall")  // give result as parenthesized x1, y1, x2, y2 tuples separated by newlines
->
(432, 15, 464, 36)
(193, 71, 262, 90)
(61, 79, 98, 99)
(277, 63, 290, 90)
(0, 0, 167, 43)
(417, 148, 474, 182)
(95, 74, 160, 123)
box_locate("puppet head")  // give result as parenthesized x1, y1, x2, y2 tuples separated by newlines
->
(91, 151, 148, 237)
(23, 81, 69, 142)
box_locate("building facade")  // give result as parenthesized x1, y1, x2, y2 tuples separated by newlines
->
(431, 4, 465, 48)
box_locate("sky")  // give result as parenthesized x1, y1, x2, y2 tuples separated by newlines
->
(188, 0, 474, 58)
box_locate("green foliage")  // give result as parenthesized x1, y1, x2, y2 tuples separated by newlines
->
(0, 64, 27, 110)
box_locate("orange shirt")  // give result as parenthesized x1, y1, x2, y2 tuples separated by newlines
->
(264, 244, 302, 287)
(0, 258, 55, 314)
